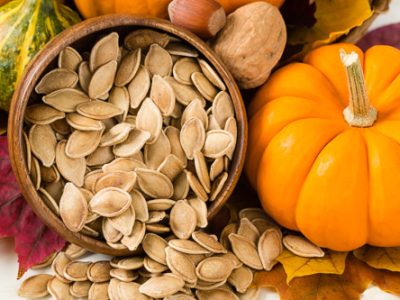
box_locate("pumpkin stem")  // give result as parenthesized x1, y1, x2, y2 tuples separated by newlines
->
(340, 49, 377, 127)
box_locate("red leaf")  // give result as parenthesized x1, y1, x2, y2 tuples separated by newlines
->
(357, 23, 400, 51)
(0, 136, 65, 278)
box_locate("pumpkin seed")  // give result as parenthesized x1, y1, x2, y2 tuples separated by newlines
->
(181, 98, 208, 129)
(196, 256, 234, 283)
(145, 44, 173, 77)
(63, 261, 90, 281)
(56, 141, 86, 186)
(29, 124, 57, 167)
(78, 61, 91, 92)
(113, 129, 151, 157)
(238, 208, 268, 221)
(102, 218, 123, 243)
(18, 274, 53, 298)
(87, 261, 112, 283)
(166, 42, 198, 57)
(166, 247, 197, 284)
(70, 281, 92, 298)
(180, 118, 205, 160)
(90, 32, 119, 72)
(124, 29, 170, 50)
(173, 171, 190, 200)
(147, 223, 171, 234)
(209, 157, 224, 181)
(107, 241, 127, 250)
(208, 114, 221, 130)
(47, 276, 74, 300)
(136, 168, 174, 198)
(192, 231, 227, 254)
(251, 218, 279, 234)
(220, 223, 238, 250)
(30, 157, 41, 190)
(139, 273, 185, 298)
(213, 91, 234, 128)
(136, 98, 163, 144)
(77, 101, 123, 120)
(165, 77, 204, 106)
(36, 68, 78, 94)
(229, 233, 263, 270)
(165, 126, 187, 166)
(191, 72, 218, 101)
(237, 218, 260, 245)
(116, 281, 150, 300)
(146, 199, 174, 211)
(187, 171, 208, 202)
(173, 58, 201, 85)
(40, 164, 60, 183)
(43, 88, 90, 112)
(170, 200, 197, 239)
(146, 210, 167, 224)
(144, 256, 169, 274)
(66, 113, 104, 131)
(59, 47, 82, 72)
(25, 104, 65, 125)
(203, 130, 233, 159)
(193, 151, 210, 193)
(188, 197, 208, 228)
(282, 235, 325, 258)
(109, 205, 136, 236)
(100, 122, 133, 147)
(66, 129, 103, 158)
(117, 257, 144, 270)
(130, 189, 149, 222)
(128, 65, 151, 109)
(103, 158, 145, 172)
(65, 243, 87, 259)
(115, 48, 141, 86)
(158, 154, 184, 181)
(109, 86, 130, 122)
(224, 117, 237, 159)
(150, 74, 176, 116)
(90, 187, 132, 217)
(52, 252, 72, 283)
(196, 287, 239, 300)
(88, 282, 109, 300)
(195, 279, 227, 291)
(142, 233, 168, 265)
(121, 220, 146, 251)
(144, 130, 171, 169)
(110, 268, 137, 282)
(198, 59, 226, 91)
(168, 239, 210, 255)
(228, 266, 253, 293)
(84, 169, 104, 192)
(89, 60, 118, 99)
(87, 146, 114, 166)
(219, 252, 243, 269)
(59, 182, 88, 232)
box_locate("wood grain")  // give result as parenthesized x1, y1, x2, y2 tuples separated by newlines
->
(7, 14, 247, 256)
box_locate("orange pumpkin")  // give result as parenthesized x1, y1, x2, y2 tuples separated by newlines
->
(246, 43, 400, 251)
(74, 0, 284, 19)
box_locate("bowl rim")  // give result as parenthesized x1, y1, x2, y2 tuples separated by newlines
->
(8, 14, 248, 256)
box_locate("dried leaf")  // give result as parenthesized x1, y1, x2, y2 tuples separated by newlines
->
(353, 246, 400, 272)
(255, 255, 374, 300)
(0, 136, 65, 277)
(288, 0, 373, 52)
(277, 249, 347, 284)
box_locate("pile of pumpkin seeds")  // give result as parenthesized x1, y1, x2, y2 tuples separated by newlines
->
(23, 29, 238, 249)
(18, 207, 325, 300)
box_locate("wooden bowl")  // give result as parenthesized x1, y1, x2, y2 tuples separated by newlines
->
(8, 15, 247, 256)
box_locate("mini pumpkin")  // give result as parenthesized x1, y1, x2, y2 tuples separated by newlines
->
(246, 43, 400, 251)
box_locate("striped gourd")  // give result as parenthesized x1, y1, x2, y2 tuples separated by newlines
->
(0, 0, 81, 111)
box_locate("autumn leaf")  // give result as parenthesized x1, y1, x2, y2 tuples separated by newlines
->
(0, 136, 65, 278)
(357, 23, 400, 51)
(277, 249, 348, 283)
(353, 246, 400, 272)
(255, 255, 374, 300)
(373, 268, 400, 296)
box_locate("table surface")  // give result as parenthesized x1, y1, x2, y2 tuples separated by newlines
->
(2, 1, 400, 298)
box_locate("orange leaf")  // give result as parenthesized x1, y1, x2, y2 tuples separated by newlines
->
(254, 255, 374, 300)
(354, 246, 400, 272)
(373, 269, 400, 296)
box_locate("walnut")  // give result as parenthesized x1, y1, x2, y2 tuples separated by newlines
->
(210, 2, 286, 89)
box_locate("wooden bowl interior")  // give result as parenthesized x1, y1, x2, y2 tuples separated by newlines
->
(8, 15, 247, 256)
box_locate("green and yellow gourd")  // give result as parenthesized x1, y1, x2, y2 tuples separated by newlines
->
(0, 0, 80, 111)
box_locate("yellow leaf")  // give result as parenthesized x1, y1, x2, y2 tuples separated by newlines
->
(289, 0, 373, 50)
(354, 246, 400, 272)
(277, 249, 348, 283)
